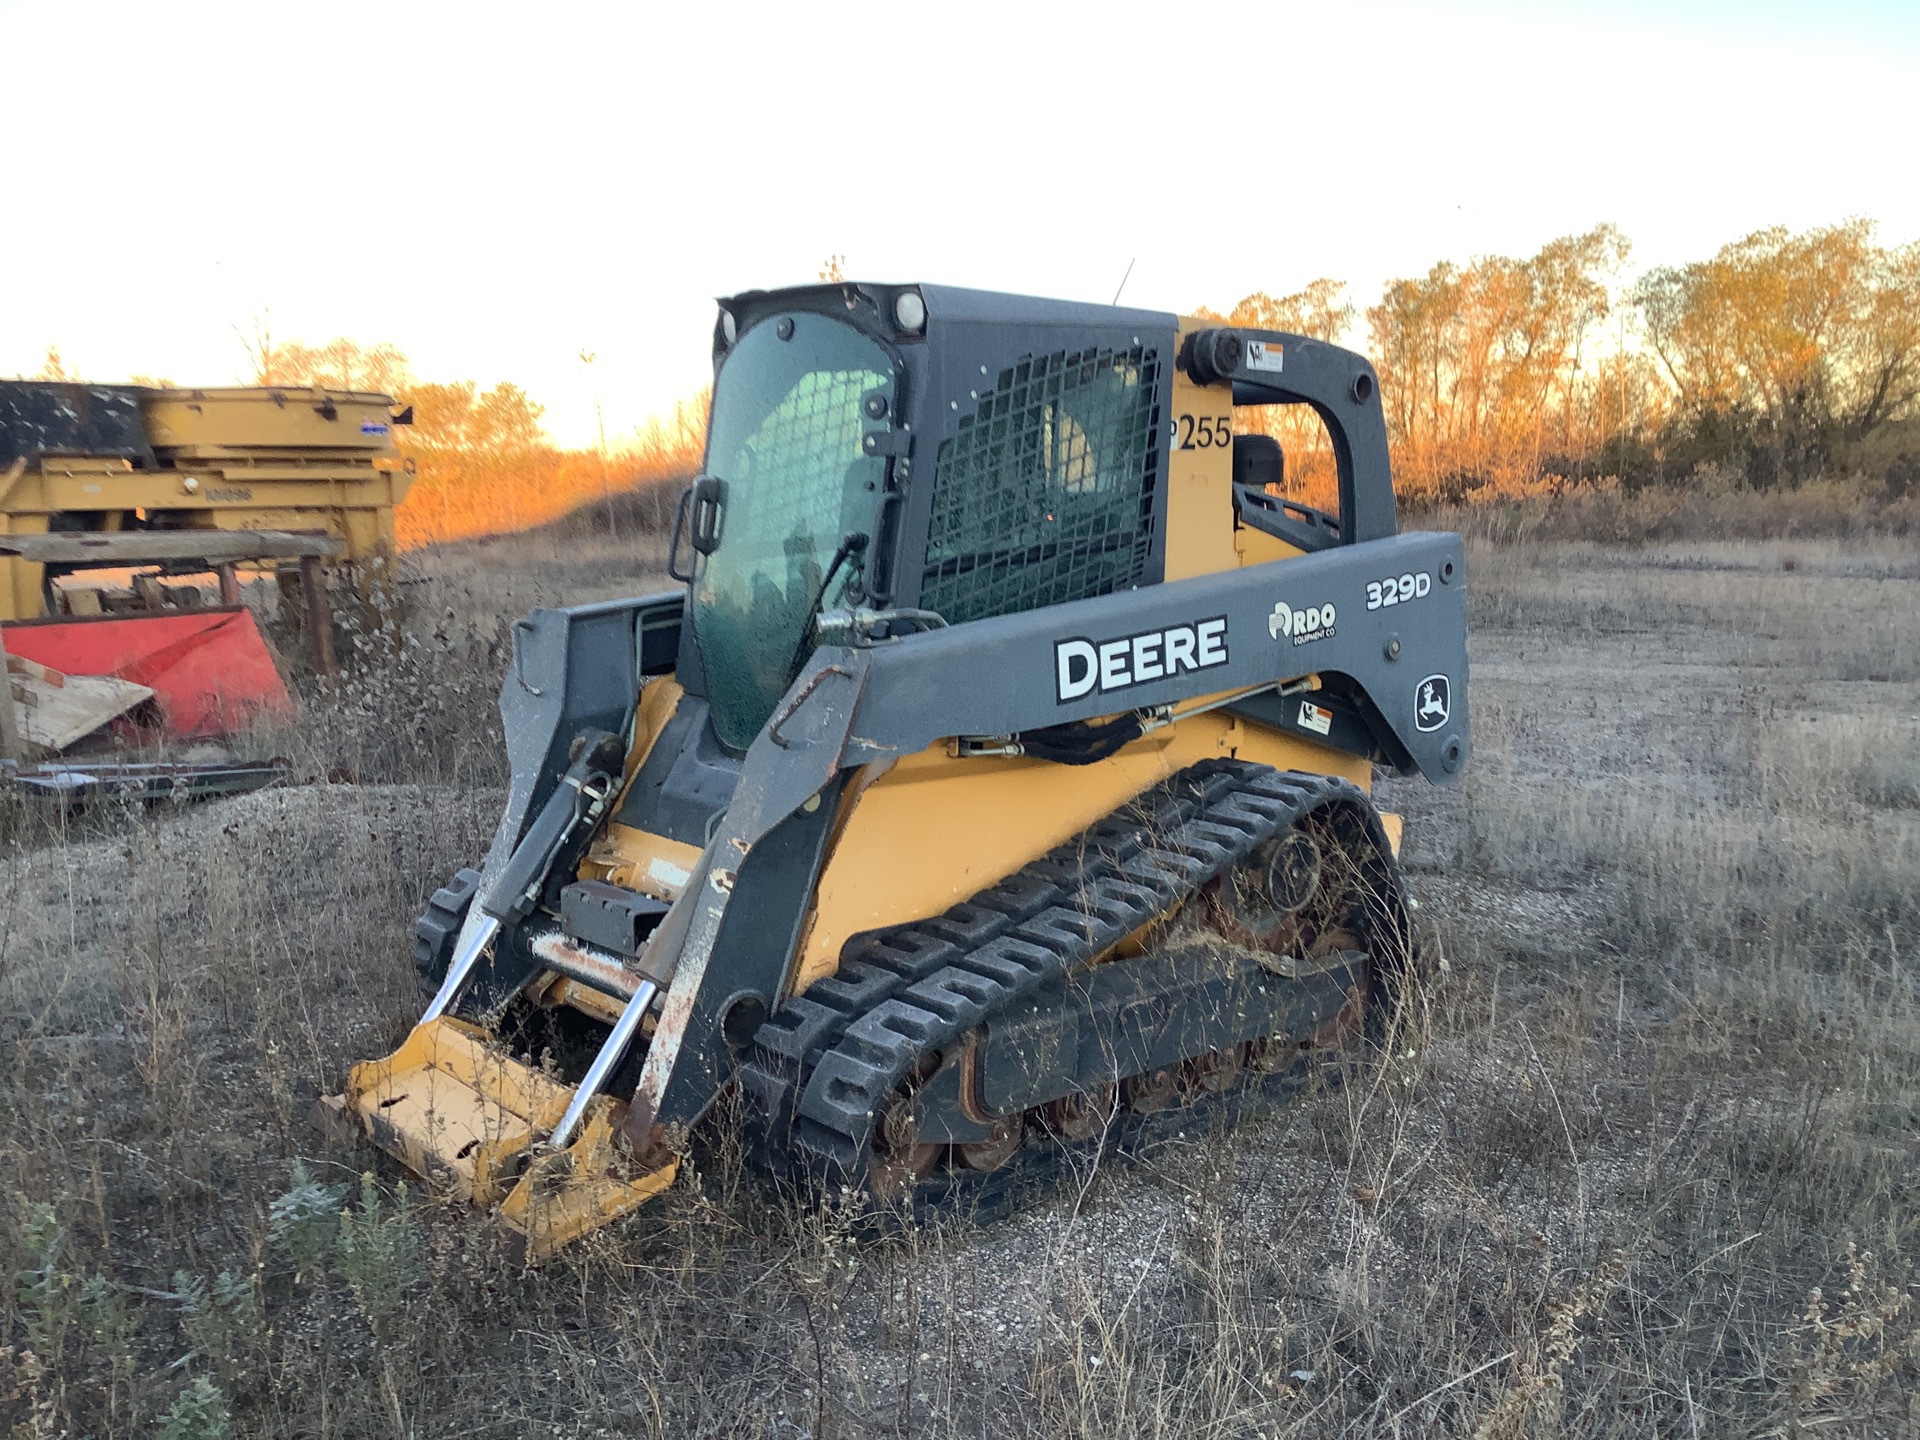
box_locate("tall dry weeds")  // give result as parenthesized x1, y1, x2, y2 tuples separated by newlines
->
(0, 533, 1913, 1435)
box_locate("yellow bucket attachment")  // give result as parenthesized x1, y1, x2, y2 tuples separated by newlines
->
(495, 1091, 677, 1257)
(328, 1017, 676, 1258)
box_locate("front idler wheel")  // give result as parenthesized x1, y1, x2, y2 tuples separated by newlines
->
(1267, 831, 1323, 912)
(1208, 827, 1330, 956)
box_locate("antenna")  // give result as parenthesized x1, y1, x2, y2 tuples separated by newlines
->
(1111, 257, 1136, 306)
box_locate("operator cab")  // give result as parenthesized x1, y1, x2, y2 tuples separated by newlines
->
(668, 281, 1398, 755)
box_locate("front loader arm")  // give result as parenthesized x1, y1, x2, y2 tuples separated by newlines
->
(422, 728, 627, 1021)
(844, 532, 1470, 783)
(624, 657, 872, 1146)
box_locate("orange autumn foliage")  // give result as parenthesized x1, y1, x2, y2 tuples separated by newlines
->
(236, 219, 1919, 554)
(246, 336, 706, 547)
(390, 384, 706, 547)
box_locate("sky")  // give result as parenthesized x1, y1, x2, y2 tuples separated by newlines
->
(5, 0, 1917, 449)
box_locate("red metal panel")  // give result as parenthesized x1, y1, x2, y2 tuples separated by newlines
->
(1, 610, 295, 740)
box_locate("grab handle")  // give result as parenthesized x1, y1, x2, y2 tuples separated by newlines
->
(666, 486, 695, 582)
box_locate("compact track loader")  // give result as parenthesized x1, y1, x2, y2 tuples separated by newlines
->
(330, 283, 1470, 1256)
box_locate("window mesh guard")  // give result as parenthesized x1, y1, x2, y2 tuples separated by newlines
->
(919, 346, 1160, 626)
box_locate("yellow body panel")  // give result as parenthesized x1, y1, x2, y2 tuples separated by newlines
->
(1162, 316, 1308, 576)
(1162, 319, 1241, 582)
(141, 387, 399, 451)
(0, 510, 48, 622)
(0, 468, 405, 513)
(581, 677, 705, 903)
(531, 974, 629, 1025)
(591, 824, 704, 903)
(789, 708, 1369, 991)
(625, 675, 686, 780)
(1236, 522, 1305, 567)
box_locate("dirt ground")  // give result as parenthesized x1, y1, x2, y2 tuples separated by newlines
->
(1, 535, 1915, 1437)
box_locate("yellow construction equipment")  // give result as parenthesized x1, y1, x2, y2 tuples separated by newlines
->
(330, 282, 1470, 1257)
(1, 381, 412, 673)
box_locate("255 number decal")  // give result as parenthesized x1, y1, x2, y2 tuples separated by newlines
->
(1176, 414, 1232, 450)
(1366, 571, 1432, 610)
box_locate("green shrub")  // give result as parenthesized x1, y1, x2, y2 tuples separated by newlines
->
(267, 1159, 348, 1280)
(335, 1172, 422, 1328)
(12, 1201, 77, 1368)
(158, 1376, 232, 1440)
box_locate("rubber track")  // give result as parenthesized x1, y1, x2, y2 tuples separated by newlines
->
(737, 758, 1394, 1205)
(414, 866, 481, 986)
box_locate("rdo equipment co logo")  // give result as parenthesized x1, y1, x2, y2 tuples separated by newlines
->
(1267, 600, 1336, 647)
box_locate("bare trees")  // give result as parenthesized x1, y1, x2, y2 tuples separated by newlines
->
(1225, 279, 1355, 342)
(1365, 226, 1631, 499)
(1216, 220, 1918, 503)
(1635, 221, 1920, 485)
(254, 337, 413, 396)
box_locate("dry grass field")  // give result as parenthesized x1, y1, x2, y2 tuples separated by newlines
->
(1, 528, 1916, 1438)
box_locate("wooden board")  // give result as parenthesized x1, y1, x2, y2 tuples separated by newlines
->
(6, 655, 154, 753)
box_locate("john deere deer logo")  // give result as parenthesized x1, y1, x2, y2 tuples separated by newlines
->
(1415, 675, 1450, 732)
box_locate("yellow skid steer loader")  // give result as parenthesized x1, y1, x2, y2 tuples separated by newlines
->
(329, 283, 1470, 1256)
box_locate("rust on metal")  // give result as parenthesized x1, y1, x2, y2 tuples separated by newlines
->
(766, 663, 852, 748)
(955, 1038, 995, 1126)
(624, 959, 706, 1144)
(525, 928, 648, 999)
